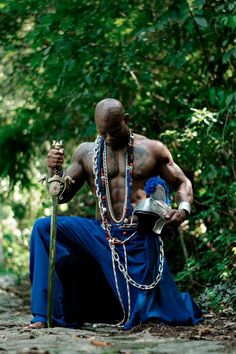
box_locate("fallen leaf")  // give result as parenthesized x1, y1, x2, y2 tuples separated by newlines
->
(90, 339, 112, 347)
(198, 326, 215, 336)
(224, 322, 236, 328)
(203, 314, 214, 318)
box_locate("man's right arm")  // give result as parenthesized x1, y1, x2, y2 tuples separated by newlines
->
(47, 144, 87, 203)
(152, 140, 193, 227)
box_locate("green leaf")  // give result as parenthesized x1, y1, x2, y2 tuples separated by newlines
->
(194, 16, 208, 27)
(228, 3, 235, 11)
(226, 93, 234, 106)
(209, 88, 216, 105)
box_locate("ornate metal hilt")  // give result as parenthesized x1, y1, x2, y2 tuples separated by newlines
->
(40, 140, 74, 200)
(47, 140, 64, 198)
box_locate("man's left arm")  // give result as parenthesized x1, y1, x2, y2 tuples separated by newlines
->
(155, 141, 193, 227)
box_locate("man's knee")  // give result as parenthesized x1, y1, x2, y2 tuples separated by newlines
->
(32, 217, 50, 235)
(57, 216, 87, 234)
(29, 217, 51, 253)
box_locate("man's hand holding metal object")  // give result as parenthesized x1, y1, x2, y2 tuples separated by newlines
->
(38, 140, 75, 328)
(134, 183, 171, 235)
(39, 140, 75, 199)
(47, 173, 74, 199)
(133, 177, 190, 234)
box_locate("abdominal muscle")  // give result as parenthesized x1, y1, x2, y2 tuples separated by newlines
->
(93, 174, 147, 222)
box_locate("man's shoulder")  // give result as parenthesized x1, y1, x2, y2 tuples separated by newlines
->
(134, 133, 165, 149)
(76, 142, 95, 153)
(79, 141, 95, 149)
(72, 142, 95, 162)
(133, 133, 170, 162)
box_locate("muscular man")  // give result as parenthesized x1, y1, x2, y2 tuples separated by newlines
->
(28, 98, 202, 329)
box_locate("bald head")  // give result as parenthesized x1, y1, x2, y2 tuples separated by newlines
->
(94, 98, 130, 149)
(95, 98, 125, 124)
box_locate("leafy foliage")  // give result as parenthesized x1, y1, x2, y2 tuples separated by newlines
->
(197, 284, 236, 314)
(0, 0, 235, 308)
(162, 107, 236, 287)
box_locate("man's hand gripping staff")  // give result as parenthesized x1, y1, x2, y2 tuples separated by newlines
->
(40, 140, 74, 328)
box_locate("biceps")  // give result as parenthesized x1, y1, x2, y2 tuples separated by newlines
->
(159, 162, 187, 188)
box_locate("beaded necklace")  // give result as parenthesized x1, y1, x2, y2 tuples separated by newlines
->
(93, 130, 134, 243)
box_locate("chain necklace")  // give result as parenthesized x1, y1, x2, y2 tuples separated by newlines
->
(93, 131, 164, 326)
(93, 130, 134, 242)
(103, 150, 127, 223)
(103, 137, 134, 224)
(93, 130, 134, 325)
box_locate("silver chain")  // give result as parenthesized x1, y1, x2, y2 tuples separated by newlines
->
(103, 143, 128, 223)
(93, 135, 165, 327)
(93, 136, 106, 225)
(123, 243, 131, 322)
(110, 241, 127, 326)
(110, 236, 164, 290)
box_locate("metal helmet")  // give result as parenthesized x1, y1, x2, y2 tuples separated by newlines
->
(134, 184, 171, 235)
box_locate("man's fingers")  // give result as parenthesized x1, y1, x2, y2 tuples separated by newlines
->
(50, 155, 64, 162)
(47, 149, 65, 169)
(165, 209, 175, 220)
(49, 149, 64, 156)
(48, 156, 64, 164)
(165, 210, 185, 227)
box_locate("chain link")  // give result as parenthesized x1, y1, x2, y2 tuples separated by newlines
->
(93, 136, 105, 221)
(110, 236, 164, 290)
(103, 144, 128, 223)
(93, 134, 165, 328)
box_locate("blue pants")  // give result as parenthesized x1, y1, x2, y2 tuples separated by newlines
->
(29, 216, 202, 329)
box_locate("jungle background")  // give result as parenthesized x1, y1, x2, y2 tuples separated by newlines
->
(0, 0, 235, 314)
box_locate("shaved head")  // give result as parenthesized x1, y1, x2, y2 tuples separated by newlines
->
(94, 98, 129, 149)
(95, 98, 125, 124)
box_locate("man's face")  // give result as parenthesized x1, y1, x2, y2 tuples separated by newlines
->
(96, 117, 129, 149)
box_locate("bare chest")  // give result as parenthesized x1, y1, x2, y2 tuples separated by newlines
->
(84, 145, 155, 180)
(102, 148, 126, 177)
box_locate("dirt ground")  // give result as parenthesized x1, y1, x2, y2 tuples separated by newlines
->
(0, 275, 235, 354)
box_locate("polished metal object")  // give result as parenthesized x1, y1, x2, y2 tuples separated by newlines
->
(134, 184, 171, 235)
(93, 136, 165, 328)
(47, 140, 63, 328)
(40, 140, 74, 328)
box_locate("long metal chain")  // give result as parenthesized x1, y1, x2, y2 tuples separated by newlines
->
(110, 242, 127, 326)
(93, 135, 165, 289)
(93, 136, 106, 225)
(123, 244, 131, 323)
(93, 134, 165, 328)
(110, 236, 164, 290)
(103, 144, 128, 224)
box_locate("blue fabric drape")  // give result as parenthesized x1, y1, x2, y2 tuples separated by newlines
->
(29, 216, 202, 329)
